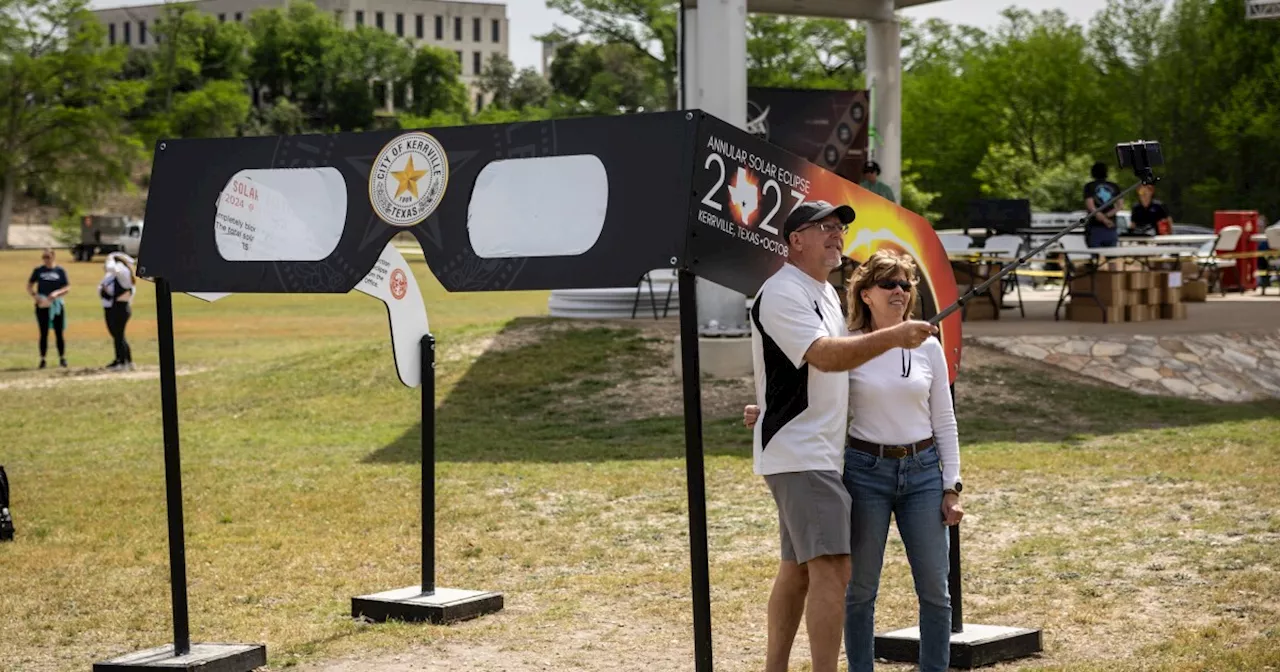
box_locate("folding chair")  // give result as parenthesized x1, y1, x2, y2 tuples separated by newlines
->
(1194, 225, 1243, 295)
(631, 269, 676, 320)
(983, 234, 1026, 317)
(1260, 225, 1280, 295)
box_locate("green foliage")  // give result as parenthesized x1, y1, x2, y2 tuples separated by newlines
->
(900, 159, 942, 224)
(546, 40, 662, 114)
(50, 208, 87, 246)
(542, 0, 678, 110)
(974, 144, 1094, 212)
(746, 17, 865, 90)
(0, 0, 146, 247)
(405, 45, 468, 118)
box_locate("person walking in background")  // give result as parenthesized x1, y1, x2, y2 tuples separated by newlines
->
(859, 161, 897, 203)
(99, 251, 136, 371)
(26, 248, 70, 369)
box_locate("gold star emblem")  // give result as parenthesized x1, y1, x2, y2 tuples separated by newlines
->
(391, 156, 427, 199)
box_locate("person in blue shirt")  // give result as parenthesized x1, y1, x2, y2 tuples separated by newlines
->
(26, 248, 71, 369)
(1083, 162, 1123, 247)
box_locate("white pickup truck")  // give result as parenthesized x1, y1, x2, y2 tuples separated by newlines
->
(72, 215, 143, 262)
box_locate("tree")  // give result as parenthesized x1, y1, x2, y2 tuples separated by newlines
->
(0, 0, 146, 248)
(478, 52, 517, 108)
(405, 45, 468, 118)
(510, 68, 553, 110)
(542, 0, 678, 109)
(127, 5, 254, 144)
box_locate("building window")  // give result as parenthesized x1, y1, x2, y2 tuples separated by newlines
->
(453, 17, 461, 41)
(455, 50, 462, 66)
(108, 23, 115, 44)
(375, 12, 383, 29)
(476, 93, 483, 112)
(492, 19, 500, 43)
(415, 15, 423, 39)
(123, 21, 131, 44)
(473, 51, 481, 75)
(356, 10, 364, 26)
(473, 18, 480, 41)
(234, 12, 242, 22)
(138, 20, 146, 45)
(435, 15, 443, 39)
(334, 10, 342, 25)
(395, 13, 403, 36)
(218, 13, 225, 22)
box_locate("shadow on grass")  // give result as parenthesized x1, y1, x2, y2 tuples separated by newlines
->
(365, 318, 1280, 464)
(364, 319, 748, 464)
(956, 359, 1280, 445)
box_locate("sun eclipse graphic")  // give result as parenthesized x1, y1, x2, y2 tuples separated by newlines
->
(726, 167, 760, 226)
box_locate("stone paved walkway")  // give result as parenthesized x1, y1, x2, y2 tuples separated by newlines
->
(969, 331, 1280, 402)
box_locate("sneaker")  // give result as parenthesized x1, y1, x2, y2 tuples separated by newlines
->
(123, 362, 135, 372)
(38, 359, 46, 370)
(59, 358, 67, 368)
(106, 362, 124, 371)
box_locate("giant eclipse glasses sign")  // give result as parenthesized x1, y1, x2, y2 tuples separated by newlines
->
(689, 115, 962, 382)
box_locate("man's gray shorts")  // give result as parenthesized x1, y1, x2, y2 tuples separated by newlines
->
(763, 469, 852, 564)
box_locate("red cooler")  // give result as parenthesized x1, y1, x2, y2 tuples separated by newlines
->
(1214, 211, 1259, 291)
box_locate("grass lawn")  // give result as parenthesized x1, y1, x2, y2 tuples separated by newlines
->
(1, 249, 1278, 671)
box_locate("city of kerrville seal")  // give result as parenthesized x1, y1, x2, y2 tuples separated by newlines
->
(369, 131, 449, 227)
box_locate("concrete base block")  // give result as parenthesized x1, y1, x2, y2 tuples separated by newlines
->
(351, 586, 503, 624)
(93, 643, 266, 672)
(672, 336, 753, 379)
(875, 623, 1043, 669)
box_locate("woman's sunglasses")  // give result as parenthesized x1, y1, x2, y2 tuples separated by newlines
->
(875, 279, 912, 292)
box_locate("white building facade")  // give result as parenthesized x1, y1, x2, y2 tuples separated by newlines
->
(90, 0, 509, 111)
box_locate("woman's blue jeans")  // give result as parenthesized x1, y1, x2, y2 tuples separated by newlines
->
(842, 444, 951, 672)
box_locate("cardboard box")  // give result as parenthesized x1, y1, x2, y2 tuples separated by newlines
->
(1162, 285, 1182, 304)
(1182, 279, 1209, 302)
(1161, 303, 1187, 320)
(1067, 302, 1124, 323)
(1070, 271, 1126, 306)
(962, 297, 1000, 321)
(1126, 304, 1152, 322)
(1127, 271, 1153, 290)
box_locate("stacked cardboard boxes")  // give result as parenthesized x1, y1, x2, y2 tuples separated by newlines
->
(1067, 268, 1187, 322)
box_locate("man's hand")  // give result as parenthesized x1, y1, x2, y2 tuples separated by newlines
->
(35, 294, 51, 309)
(743, 404, 760, 429)
(942, 493, 964, 526)
(888, 320, 938, 349)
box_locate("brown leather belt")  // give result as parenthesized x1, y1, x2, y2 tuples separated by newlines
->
(846, 436, 934, 459)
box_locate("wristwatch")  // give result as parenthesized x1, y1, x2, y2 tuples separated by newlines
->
(944, 481, 963, 496)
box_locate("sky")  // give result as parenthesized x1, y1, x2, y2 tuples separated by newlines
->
(89, 0, 1118, 74)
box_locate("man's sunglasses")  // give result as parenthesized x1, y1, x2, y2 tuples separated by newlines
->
(875, 279, 913, 292)
(795, 221, 848, 235)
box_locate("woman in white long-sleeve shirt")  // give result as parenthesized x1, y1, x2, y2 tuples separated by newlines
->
(838, 250, 961, 672)
(99, 252, 136, 371)
(744, 249, 963, 672)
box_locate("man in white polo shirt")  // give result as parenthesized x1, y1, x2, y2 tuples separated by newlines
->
(750, 200, 937, 672)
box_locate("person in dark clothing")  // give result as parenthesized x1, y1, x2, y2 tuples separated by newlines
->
(1083, 162, 1123, 247)
(98, 252, 136, 371)
(25, 248, 70, 369)
(1129, 184, 1172, 236)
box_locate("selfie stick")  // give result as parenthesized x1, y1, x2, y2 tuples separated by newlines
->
(930, 175, 1157, 327)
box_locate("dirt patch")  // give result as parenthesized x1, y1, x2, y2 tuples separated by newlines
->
(0, 365, 209, 390)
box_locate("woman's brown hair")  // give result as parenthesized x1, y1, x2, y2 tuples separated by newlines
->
(845, 249, 920, 333)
